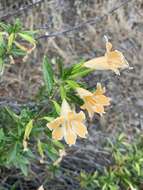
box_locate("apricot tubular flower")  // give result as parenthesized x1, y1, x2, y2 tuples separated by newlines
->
(84, 40, 130, 75)
(47, 99, 88, 146)
(76, 83, 110, 119)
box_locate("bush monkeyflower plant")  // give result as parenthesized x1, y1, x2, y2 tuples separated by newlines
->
(45, 39, 130, 145)
(0, 20, 132, 176)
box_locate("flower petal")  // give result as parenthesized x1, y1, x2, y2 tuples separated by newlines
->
(94, 83, 106, 95)
(93, 104, 105, 115)
(47, 117, 64, 130)
(67, 111, 85, 122)
(52, 127, 64, 140)
(81, 102, 94, 119)
(93, 95, 110, 105)
(84, 56, 109, 70)
(61, 99, 71, 117)
(64, 125, 77, 146)
(76, 87, 92, 98)
(72, 122, 88, 138)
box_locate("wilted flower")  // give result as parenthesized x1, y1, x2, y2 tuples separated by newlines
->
(23, 140, 28, 152)
(76, 83, 110, 119)
(47, 99, 88, 146)
(84, 40, 130, 75)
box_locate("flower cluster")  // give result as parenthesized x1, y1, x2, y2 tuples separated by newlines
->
(47, 40, 131, 146)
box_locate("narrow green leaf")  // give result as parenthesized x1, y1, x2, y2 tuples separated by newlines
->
(41, 116, 54, 122)
(19, 163, 28, 176)
(118, 133, 126, 141)
(0, 22, 9, 31)
(11, 48, 27, 57)
(66, 80, 80, 89)
(62, 63, 82, 80)
(53, 140, 64, 149)
(42, 56, 54, 95)
(7, 33, 15, 51)
(63, 61, 90, 80)
(8, 143, 17, 163)
(24, 119, 33, 141)
(0, 57, 4, 75)
(52, 100, 61, 115)
(37, 139, 44, 159)
(63, 67, 73, 80)
(60, 85, 66, 99)
(67, 93, 83, 105)
(13, 19, 22, 33)
(70, 68, 92, 79)
(21, 30, 38, 36)
(18, 32, 36, 45)
(134, 162, 140, 176)
(0, 129, 5, 142)
(5, 107, 20, 122)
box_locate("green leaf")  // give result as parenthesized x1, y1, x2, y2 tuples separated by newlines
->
(21, 30, 38, 36)
(62, 62, 83, 80)
(72, 61, 84, 70)
(63, 67, 73, 80)
(19, 162, 28, 176)
(41, 116, 54, 122)
(63, 62, 91, 80)
(0, 129, 5, 142)
(0, 57, 4, 74)
(66, 80, 80, 89)
(60, 85, 66, 100)
(52, 100, 61, 115)
(18, 32, 36, 45)
(23, 119, 33, 141)
(7, 33, 15, 51)
(37, 139, 44, 159)
(70, 68, 92, 79)
(67, 93, 83, 105)
(13, 19, 22, 33)
(5, 107, 20, 122)
(7, 143, 17, 163)
(53, 140, 64, 149)
(11, 48, 27, 57)
(123, 178, 136, 190)
(0, 22, 9, 31)
(134, 162, 140, 176)
(42, 56, 54, 95)
(118, 133, 126, 141)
